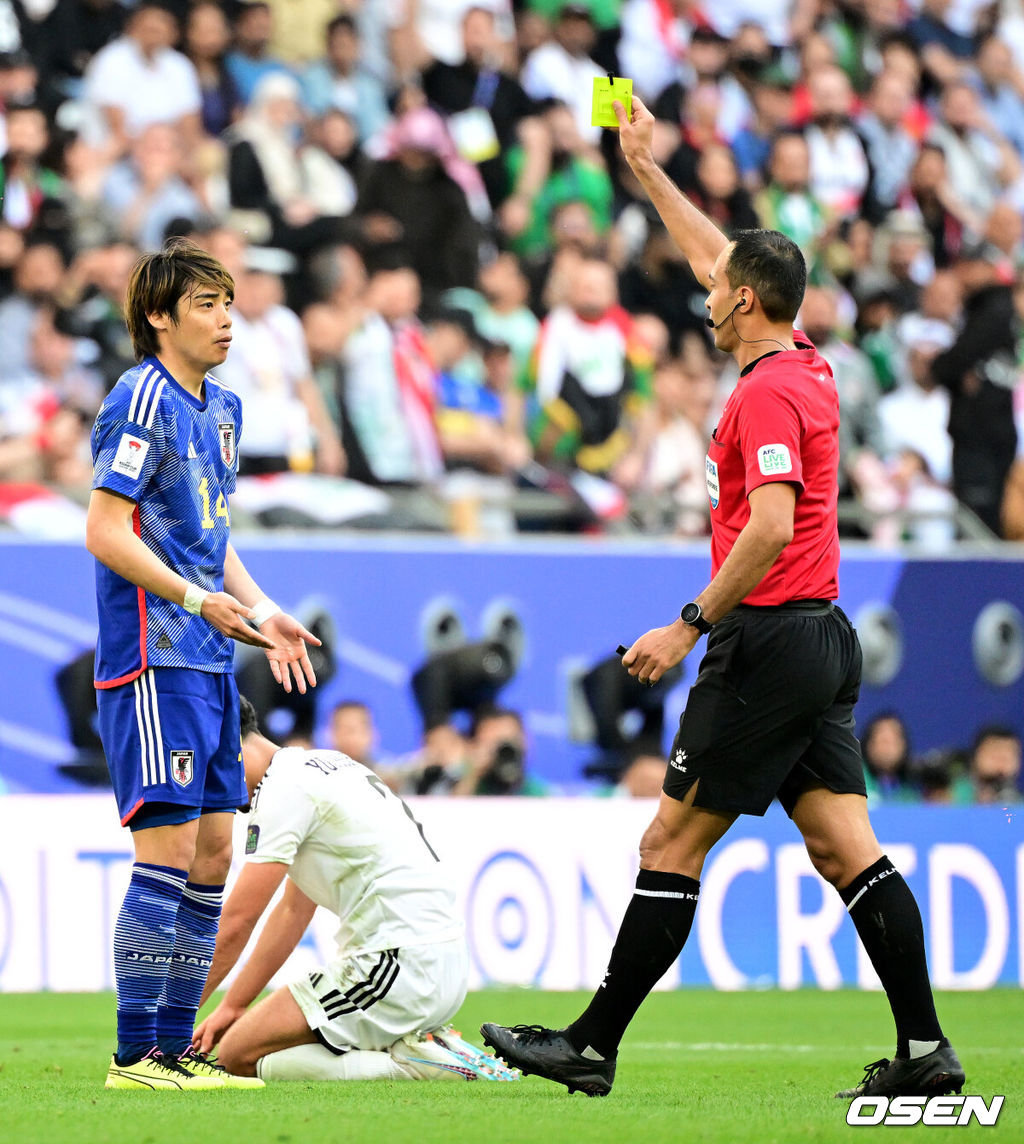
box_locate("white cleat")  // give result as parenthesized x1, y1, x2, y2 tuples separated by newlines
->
(389, 1034, 481, 1081)
(429, 1026, 520, 1081)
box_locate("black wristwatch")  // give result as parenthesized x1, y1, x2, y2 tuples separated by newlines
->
(680, 601, 713, 635)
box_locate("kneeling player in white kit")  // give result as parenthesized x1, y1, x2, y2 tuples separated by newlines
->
(193, 697, 514, 1082)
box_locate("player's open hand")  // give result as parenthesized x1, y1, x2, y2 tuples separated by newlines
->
(613, 94, 655, 167)
(621, 618, 698, 685)
(261, 611, 322, 694)
(194, 1001, 246, 1054)
(202, 592, 277, 650)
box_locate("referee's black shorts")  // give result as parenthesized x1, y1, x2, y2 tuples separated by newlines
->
(664, 601, 866, 817)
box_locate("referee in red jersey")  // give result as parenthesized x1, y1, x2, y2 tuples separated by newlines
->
(482, 96, 964, 1102)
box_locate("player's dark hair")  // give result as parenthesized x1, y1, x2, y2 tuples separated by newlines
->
(725, 228, 806, 323)
(124, 236, 234, 360)
(239, 694, 260, 740)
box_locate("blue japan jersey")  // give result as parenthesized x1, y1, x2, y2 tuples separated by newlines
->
(91, 357, 242, 687)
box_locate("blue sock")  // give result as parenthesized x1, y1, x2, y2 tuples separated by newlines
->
(157, 882, 224, 1057)
(114, 862, 187, 1065)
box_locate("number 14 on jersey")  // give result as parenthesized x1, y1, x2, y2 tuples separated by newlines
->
(197, 475, 230, 529)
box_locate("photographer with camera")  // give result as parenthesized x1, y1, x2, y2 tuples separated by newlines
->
(967, 725, 1022, 804)
(402, 615, 540, 795)
(452, 707, 546, 797)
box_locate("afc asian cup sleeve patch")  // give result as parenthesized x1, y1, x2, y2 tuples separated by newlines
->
(245, 824, 260, 854)
(757, 443, 793, 476)
(112, 433, 150, 480)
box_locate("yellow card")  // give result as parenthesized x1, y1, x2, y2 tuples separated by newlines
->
(591, 76, 632, 129)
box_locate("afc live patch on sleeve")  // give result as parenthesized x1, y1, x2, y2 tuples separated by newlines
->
(757, 443, 793, 476)
(112, 433, 150, 479)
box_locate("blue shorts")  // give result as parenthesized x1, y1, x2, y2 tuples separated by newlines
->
(97, 666, 244, 826)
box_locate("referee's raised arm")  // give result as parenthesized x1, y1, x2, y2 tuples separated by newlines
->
(612, 96, 728, 289)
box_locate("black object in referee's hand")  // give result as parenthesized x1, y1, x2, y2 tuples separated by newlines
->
(617, 642, 654, 686)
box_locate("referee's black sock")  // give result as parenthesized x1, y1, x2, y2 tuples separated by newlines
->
(840, 855, 945, 1060)
(565, 869, 700, 1060)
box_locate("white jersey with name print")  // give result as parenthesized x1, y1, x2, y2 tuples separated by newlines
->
(245, 748, 463, 957)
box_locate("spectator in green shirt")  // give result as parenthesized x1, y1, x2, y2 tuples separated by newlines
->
(755, 129, 829, 279)
(504, 101, 612, 259)
(0, 102, 68, 250)
(860, 711, 919, 804)
(518, 256, 654, 478)
(525, 0, 621, 31)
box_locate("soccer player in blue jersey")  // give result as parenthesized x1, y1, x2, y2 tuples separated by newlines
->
(87, 237, 322, 1091)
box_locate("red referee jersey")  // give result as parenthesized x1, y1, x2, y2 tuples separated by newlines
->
(705, 331, 840, 605)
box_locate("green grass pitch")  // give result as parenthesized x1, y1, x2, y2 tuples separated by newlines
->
(1, 989, 1020, 1144)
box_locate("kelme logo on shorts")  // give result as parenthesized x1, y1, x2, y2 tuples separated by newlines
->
(757, 443, 793, 476)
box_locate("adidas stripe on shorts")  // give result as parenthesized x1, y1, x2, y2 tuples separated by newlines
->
(97, 666, 245, 825)
(289, 937, 469, 1054)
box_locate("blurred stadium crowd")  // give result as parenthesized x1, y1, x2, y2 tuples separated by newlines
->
(3, 0, 1024, 540)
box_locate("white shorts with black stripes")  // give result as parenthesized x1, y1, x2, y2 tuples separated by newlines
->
(288, 937, 469, 1054)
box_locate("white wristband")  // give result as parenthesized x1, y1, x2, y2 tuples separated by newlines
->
(183, 584, 209, 616)
(250, 598, 282, 628)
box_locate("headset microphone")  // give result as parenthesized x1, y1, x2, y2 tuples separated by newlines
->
(706, 301, 742, 330)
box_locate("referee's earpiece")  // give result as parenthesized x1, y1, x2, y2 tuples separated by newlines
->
(704, 291, 756, 330)
(706, 300, 743, 330)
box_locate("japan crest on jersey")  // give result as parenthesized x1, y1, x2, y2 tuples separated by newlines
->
(170, 750, 195, 787)
(218, 422, 236, 466)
